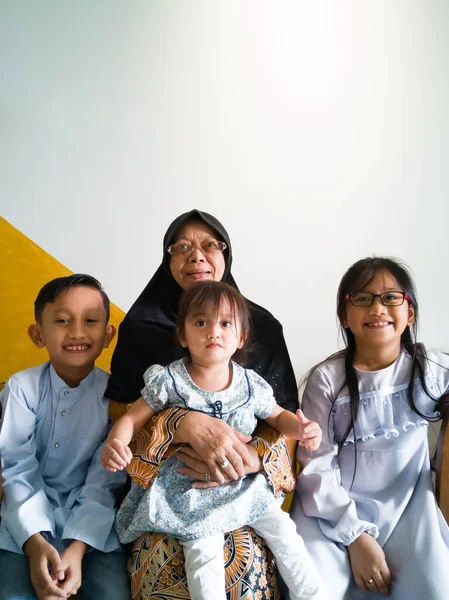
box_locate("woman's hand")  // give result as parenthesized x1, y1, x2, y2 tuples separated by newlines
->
(347, 532, 392, 596)
(173, 412, 253, 483)
(177, 440, 263, 488)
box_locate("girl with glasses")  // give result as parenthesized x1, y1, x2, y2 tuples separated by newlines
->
(290, 256, 449, 599)
(102, 281, 322, 600)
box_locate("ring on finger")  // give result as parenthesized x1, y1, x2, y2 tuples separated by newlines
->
(205, 473, 211, 483)
(367, 578, 374, 585)
(218, 458, 230, 470)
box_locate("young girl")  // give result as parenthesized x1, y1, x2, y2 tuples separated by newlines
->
(101, 281, 322, 600)
(291, 257, 449, 600)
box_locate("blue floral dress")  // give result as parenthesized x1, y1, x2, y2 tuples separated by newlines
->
(116, 359, 279, 543)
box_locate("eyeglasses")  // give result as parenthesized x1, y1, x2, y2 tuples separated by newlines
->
(167, 240, 227, 257)
(345, 291, 410, 307)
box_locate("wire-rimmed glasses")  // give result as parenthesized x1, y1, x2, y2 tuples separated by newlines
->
(167, 240, 227, 257)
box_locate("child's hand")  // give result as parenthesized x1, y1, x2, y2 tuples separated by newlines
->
(24, 533, 67, 599)
(347, 532, 391, 596)
(54, 541, 87, 598)
(100, 438, 133, 472)
(296, 409, 322, 451)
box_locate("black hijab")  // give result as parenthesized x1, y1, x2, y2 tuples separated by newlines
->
(106, 209, 298, 412)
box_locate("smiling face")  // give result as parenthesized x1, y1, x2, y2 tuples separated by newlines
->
(178, 299, 244, 367)
(168, 220, 226, 289)
(28, 286, 115, 386)
(343, 270, 415, 354)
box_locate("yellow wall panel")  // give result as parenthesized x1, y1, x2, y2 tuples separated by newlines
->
(0, 217, 125, 387)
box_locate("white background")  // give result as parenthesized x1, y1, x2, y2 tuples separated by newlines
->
(1, 1, 448, 379)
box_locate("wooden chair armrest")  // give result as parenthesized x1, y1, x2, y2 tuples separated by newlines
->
(436, 400, 449, 523)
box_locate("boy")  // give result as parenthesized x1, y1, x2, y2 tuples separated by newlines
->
(0, 275, 131, 600)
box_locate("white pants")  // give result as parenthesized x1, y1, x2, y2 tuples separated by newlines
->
(180, 501, 322, 600)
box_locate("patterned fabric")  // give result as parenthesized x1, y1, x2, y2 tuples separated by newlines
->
(141, 361, 276, 430)
(114, 404, 296, 497)
(108, 400, 294, 600)
(129, 527, 279, 600)
(250, 436, 295, 499)
(128, 409, 187, 489)
(116, 361, 290, 543)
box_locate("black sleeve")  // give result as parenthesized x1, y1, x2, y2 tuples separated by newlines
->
(106, 319, 159, 403)
(246, 320, 298, 413)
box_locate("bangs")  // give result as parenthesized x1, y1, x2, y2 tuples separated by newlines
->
(177, 281, 251, 340)
(186, 286, 241, 324)
(351, 267, 403, 294)
(176, 281, 251, 364)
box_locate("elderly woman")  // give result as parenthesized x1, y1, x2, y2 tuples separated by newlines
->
(107, 209, 298, 600)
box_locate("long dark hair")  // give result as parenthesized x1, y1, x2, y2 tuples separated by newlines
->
(319, 257, 438, 485)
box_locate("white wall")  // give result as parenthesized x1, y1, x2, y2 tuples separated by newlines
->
(1, 1, 448, 378)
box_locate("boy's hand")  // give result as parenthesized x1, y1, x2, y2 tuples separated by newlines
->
(100, 438, 133, 472)
(24, 533, 67, 599)
(55, 541, 87, 597)
(296, 409, 322, 451)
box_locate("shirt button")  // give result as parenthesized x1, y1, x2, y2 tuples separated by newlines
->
(61, 410, 66, 416)
(64, 391, 70, 396)
(55, 442, 60, 448)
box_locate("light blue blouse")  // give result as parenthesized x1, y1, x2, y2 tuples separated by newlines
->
(0, 362, 126, 554)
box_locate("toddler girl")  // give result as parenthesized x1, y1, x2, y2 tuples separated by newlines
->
(101, 281, 322, 600)
(291, 256, 449, 599)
